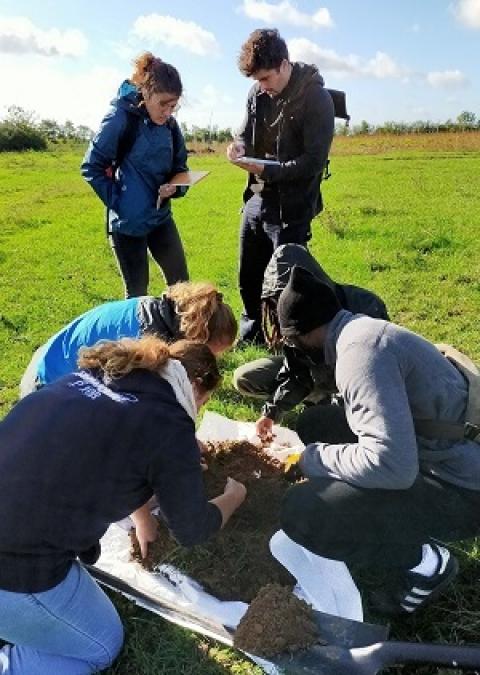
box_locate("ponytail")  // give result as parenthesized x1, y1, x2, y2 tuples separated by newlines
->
(167, 282, 237, 347)
(131, 51, 182, 97)
(78, 336, 221, 394)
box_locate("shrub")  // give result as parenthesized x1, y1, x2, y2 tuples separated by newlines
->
(0, 120, 47, 152)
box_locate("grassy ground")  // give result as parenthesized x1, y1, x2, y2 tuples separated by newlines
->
(0, 135, 479, 673)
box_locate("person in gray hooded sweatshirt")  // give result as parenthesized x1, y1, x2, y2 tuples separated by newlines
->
(277, 265, 480, 617)
(233, 244, 389, 441)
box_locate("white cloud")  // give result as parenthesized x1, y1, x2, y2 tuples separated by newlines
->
(426, 69, 469, 89)
(453, 0, 480, 28)
(0, 55, 122, 129)
(0, 16, 87, 57)
(131, 15, 220, 56)
(366, 52, 405, 79)
(239, 0, 333, 28)
(179, 84, 236, 128)
(288, 38, 406, 79)
(411, 23, 420, 32)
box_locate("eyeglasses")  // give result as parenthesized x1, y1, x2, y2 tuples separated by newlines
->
(158, 101, 181, 113)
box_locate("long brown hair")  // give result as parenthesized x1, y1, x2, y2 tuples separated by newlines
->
(131, 51, 183, 97)
(78, 337, 221, 394)
(167, 282, 237, 347)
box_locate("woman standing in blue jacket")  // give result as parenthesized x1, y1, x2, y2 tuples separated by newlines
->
(82, 52, 189, 297)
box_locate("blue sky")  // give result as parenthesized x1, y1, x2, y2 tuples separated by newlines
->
(0, 0, 479, 132)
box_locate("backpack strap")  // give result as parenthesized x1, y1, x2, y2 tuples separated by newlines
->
(105, 109, 141, 236)
(413, 344, 480, 444)
(115, 111, 141, 169)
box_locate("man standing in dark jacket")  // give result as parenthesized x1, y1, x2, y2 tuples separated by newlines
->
(227, 29, 335, 344)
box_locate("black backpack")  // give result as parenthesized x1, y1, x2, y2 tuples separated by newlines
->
(323, 88, 350, 180)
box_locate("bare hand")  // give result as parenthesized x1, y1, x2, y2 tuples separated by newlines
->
(157, 183, 177, 205)
(135, 512, 158, 559)
(224, 476, 247, 503)
(256, 416, 275, 442)
(197, 439, 208, 455)
(226, 141, 245, 161)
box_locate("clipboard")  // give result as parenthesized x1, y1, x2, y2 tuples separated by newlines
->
(234, 157, 280, 167)
(169, 171, 209, 186)
(157, 171, 209, 208)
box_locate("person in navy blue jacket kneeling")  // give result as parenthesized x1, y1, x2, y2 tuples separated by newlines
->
(0, 338, 246, 674)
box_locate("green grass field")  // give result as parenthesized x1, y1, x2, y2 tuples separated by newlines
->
(0, 137, 479, 674)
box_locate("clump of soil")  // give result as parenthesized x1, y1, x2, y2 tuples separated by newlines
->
(130, 440, 295, 601)
(233, 584, 319, 657)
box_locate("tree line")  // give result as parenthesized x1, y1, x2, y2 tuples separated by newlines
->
(0, 106, 94, 152)
(0, 106, 478, 152)
(337, 111, 479, 136)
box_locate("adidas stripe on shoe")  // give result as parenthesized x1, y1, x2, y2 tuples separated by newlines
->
(370, 543, 459, 618)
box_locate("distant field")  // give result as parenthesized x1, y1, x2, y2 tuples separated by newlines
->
(0, 134, 479, 674)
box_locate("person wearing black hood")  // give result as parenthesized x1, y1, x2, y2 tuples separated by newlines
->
(226, 29, 335, 344)
(275, 265, 480, 618)
(233, 244, 389, 441)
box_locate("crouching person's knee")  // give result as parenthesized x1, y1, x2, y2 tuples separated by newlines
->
(232, 363, 262, 396)
(280, 480, 331, 555)
(91, 614, 124, 671)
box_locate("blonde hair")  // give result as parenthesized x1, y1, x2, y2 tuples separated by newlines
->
(167, 282, 237, 347)
(131, 52, 182, 97)
(78, 337, 221, 393)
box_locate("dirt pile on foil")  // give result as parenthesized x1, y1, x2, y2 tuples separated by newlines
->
(234, 584, 319, 657)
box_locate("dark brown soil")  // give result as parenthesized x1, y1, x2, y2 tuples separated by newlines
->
(233, 584, 320, 657)
(130, 440, 295, 601)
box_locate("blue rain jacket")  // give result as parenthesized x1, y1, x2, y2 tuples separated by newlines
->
(81, 81, 188, 236)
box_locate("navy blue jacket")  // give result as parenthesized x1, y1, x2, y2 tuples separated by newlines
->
(81, 80, 188, 236)
(0, 369, 221, 593)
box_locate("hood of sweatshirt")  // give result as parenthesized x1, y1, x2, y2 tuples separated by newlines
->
(111, 79, 145, 118)
(261, 244, 337, 301)
(281, 62, 325, 104)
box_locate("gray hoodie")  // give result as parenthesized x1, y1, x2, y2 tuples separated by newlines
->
(300, 310, 480, 491)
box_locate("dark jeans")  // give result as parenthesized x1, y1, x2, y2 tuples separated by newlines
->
(239, 195, 311, 343)
(110, 215, 188, 298)
(282, 404, 480, 570)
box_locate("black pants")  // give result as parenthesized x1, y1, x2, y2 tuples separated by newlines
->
(282, 404, 480, 570)
(238, 195, 311, 343)
(110, 215, 188, 298)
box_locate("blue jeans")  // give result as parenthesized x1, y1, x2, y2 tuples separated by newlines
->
(239, 195, 312, 343)
(0, 563, 123, 674)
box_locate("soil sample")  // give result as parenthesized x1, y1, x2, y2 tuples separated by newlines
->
(130, 440, 295, 601)
(233, 584, 320, 657)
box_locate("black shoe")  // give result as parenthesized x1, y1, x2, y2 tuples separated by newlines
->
(370, 544, 459, 618)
